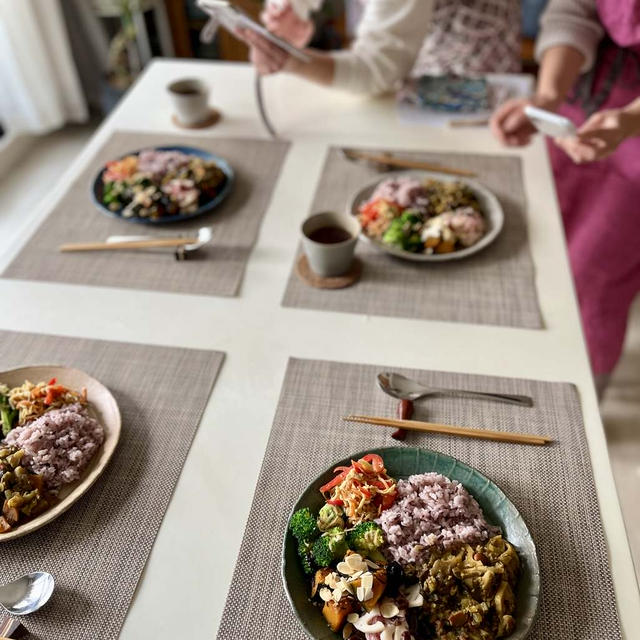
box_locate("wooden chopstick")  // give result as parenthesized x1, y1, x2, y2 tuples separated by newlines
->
(448, 118, 490, 128)
(344, 415, 552, 446)
(346, 149, 477, 177)
(59, 237, 198, 252)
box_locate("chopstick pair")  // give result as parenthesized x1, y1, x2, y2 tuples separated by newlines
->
(59, 237, 199, 252)
(344, 415, 552, 446)
(344, 149, 477, 177)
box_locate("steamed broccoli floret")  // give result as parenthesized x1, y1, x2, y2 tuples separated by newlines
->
(317, 503, 345, 531)
(297, 540, 314, 575)
(400, 210, 423, 225)
(289, 508, 320, 542)
(382, 219, 405, 248)
(382, 211, 424, 253)
(347, 522, 386, 562)
(311, 536, 333, 567)
(311, 528, 348, 567)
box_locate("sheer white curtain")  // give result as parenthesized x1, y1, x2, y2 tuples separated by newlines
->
(0, 0, 88, 135)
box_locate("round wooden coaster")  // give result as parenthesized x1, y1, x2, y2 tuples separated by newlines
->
(171, 108, 221, 130)
(295, 254, 362, 289)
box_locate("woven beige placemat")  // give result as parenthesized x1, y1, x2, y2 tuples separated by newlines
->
(0, 330, 224, 640)
(2, 132, 289, 297)
(217, 358, 621, 640)
(282, 148, 543, 328)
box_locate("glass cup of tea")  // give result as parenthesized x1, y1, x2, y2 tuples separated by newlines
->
(167, 78, 210, 126)
(301, 212, 360, 277)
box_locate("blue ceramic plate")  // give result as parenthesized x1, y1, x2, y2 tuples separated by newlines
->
(91, 145, 234, 225)
(282, 447, 539, 640)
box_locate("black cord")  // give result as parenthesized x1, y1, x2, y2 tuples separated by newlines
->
(255, 73, 278, 138)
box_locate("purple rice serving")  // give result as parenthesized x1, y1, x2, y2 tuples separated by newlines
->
(0, 379, 105, 534)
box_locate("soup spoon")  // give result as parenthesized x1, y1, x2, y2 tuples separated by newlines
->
(377, 372, 533, 407)
(0, 572, 54, 616)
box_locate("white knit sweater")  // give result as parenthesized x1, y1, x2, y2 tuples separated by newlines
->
(535, 0, 604, 72)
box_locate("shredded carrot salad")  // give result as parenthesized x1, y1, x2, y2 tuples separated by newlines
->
(320, 454, 398, 524)
(3, 379, 87, 426)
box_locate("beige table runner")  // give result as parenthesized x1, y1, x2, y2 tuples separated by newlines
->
(0, 330, 224, 640)
(282, 148, 543, 328)
(217, 358, 621, 640)
(2, 132, 289, 297)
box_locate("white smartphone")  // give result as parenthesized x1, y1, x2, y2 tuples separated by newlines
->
(524, 105, 576, 137)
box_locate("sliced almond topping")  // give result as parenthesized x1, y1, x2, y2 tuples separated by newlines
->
(364, 588, 374, 601)
(351, 570, 363, 580)
(333, 587, 344, 601)
(325, 573, 338, 589)
(346, 554, 364, 570)
(319, 588, 332, 602)
(380, 600, 399, 619)
(337, 561, 353, 575)
(342, 622, 354, 639)
(347, 613, 360, 624)
(407, 592, 424, 608)
(365, 560, 380, 569)
(356, 586, 366, 601)
(361, 572, 374, 591)
(341, 580, 354, 594)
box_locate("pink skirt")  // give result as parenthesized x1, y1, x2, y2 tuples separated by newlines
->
(549, 46, 640, 374)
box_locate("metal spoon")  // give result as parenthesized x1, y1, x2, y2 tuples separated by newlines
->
(107, 225, 213, 260)
(0, 572, 54, 616)
(107, 225, 213, 251)
(377, 372, 533, 407)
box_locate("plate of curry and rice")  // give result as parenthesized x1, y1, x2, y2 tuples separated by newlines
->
(350, 173, 504, 262)
(0, 366, 120, 541)
(283, 447, 539, 640)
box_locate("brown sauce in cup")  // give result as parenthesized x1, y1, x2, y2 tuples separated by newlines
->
(307, 226, 352, 244)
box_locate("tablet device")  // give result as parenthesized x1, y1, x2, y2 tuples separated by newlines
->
(524, 105, 576, 138)
(198, 0, 311, 63)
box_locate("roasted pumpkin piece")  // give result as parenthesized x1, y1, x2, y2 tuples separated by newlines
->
(322, 596, 357, 632)
(311, 567, 332, 598)
(0, 516, 11, 533)
(2, 502, 19, 526)
(351, 569, 387, 611)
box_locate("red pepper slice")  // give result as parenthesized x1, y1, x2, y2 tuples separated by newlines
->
(362, 453, 385, 473)
(326, 499, 344, 506)
(319, 470, 348, 494)
(352, 461, 365, 475)
(47, 378, 57, 386)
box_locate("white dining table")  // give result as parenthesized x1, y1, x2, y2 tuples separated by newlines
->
(0, 59, 638, 638)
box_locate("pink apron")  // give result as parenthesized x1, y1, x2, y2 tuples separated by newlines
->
(549, 0, 640, 374)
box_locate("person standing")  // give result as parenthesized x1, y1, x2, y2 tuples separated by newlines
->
(242, 0, 521, 95)
(491, 0, 640, 395)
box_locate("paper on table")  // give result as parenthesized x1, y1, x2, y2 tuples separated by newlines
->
(396, 73, 535, 127)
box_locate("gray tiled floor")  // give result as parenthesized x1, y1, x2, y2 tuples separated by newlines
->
(601, 297, 640, 582)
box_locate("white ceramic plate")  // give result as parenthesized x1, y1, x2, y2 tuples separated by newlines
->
(349, 171, 505, 262)
(0, 365, 121, 542)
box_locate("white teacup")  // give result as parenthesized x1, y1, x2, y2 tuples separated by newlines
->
(301, 212, 360, 277)
(168, 78, 210, 126)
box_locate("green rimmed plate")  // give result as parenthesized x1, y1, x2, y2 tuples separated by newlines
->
(282, 447, 539, 640)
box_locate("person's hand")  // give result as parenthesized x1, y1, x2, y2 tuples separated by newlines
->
(490, 96, 560, 147)
(237, 28, 291, 75)
(261, 2, 314, 48)
(554, 108, 639, 163)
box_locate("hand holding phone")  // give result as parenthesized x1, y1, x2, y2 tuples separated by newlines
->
(524, 105, 576, 138)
